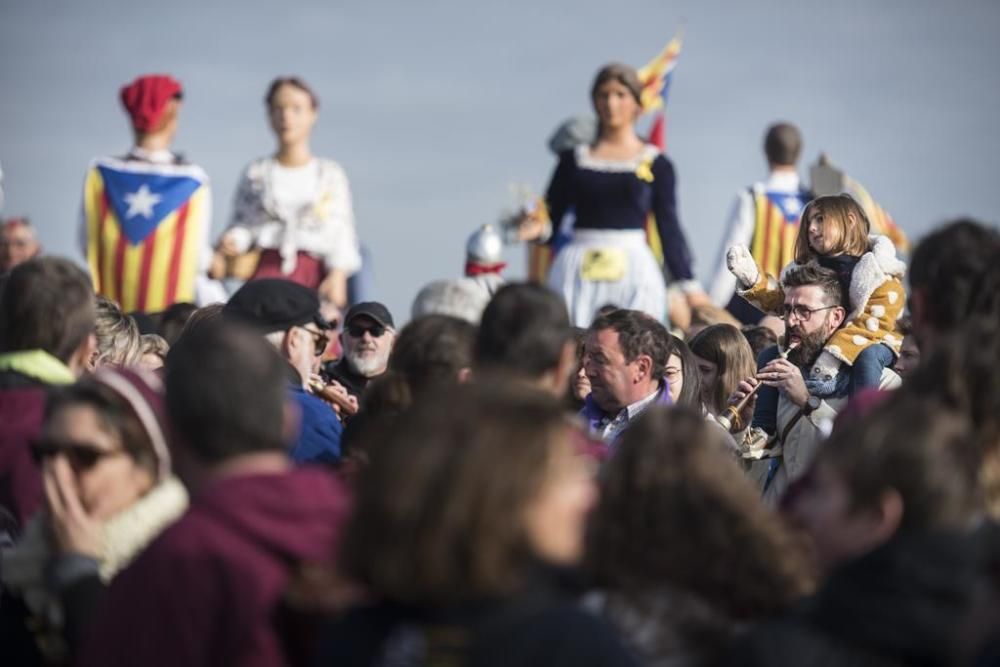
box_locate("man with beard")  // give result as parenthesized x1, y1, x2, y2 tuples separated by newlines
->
(728, 262, 900, 505)
(323, 302, 396, 400)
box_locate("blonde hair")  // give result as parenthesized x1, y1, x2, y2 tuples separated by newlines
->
(795, 194, 871, 263)
(93, 296, 142, 368)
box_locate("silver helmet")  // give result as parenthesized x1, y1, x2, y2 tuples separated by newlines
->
(465, 224, 504, 264)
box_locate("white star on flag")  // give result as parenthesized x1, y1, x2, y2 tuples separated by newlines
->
(124, 184, 161, 219)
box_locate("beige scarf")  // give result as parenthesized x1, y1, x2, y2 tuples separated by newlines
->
(2, 477, 188, 622)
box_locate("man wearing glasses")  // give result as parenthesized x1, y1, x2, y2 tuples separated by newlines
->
(323, 301, 396, 400)
(727, 263, 899, 505)
(223, 279, 342, 465)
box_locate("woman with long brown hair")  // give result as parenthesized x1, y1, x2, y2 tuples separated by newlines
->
(688, 323, 756, 417)
(586, 407, 813, 666)
(219, 77, 361, 309)
(318, 383, 637, 666)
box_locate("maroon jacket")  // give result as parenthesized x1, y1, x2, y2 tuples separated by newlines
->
(78, 467, 350, 667)
(0, 373, 48, 527)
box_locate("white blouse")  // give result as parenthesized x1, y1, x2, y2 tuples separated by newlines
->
(227, 157, 362, 275)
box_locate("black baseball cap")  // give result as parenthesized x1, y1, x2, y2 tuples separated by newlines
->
(344, 301, 394, 329)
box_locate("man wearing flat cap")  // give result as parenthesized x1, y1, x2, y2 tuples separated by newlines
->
(78, 74, 220, 314)
(323, 301, 396, 400)
(224, 278, 344, 464)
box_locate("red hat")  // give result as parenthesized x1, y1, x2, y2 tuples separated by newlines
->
(120, 74, 183, 132)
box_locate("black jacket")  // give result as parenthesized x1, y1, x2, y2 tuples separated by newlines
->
(725, 530, 990, 667)
(322, 358, 369, 400)
(315, 570, 639, 667)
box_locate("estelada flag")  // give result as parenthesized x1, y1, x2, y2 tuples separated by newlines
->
(750, 188, 810, 280)
(82, 158, 209, 313)
(638, 27, 683, 267)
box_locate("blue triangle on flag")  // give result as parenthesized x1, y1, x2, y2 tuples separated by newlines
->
(766, 191, 807, 224)
(97, 166, 202, 245)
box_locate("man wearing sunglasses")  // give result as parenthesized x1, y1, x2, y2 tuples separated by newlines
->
(223, 279, 342, 465)
(727, 263, 899, 506)
(323, 301, 396, 400)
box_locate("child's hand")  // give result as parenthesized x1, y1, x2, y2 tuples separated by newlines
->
(726, 245, 760, 289)
(810, 350, 842, 383)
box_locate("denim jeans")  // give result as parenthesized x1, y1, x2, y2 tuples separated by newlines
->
(849, 343, 896, 394)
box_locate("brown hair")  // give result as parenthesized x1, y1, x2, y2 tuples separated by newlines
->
(590, 63, 643, 139)
(899, 316, 1000, 519)
(763, 122, 802, 166)
(0, 257, 95, 362)
(782, 261, 844, 309)
(341, 383, 574, 606)
(741, 325, 778, 360)
(590, 62, 643, 105)
(266, 76, 319, 109)
(588, 407, 813, 617)
(688, 324, 756, 415)
(794, 194, 871, 263)
(589, 309, 670, 379)
(908, 218, 1000, 335)
(815, 396, 979, 534)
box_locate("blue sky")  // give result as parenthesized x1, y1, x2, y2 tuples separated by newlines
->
(2, 0, 998, 320)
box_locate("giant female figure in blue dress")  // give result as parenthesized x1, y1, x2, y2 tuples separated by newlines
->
(521, 63, 706, 327)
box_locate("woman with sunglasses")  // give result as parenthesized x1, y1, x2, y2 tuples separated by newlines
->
(217, 77, 362, 309)
(1, 368, 187, 665)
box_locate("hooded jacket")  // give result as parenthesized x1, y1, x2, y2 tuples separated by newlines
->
(78, 467, 349, 667)
(0, 350, 76, 527)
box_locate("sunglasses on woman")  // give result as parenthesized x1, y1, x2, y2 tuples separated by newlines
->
(30, 438, 127, 470)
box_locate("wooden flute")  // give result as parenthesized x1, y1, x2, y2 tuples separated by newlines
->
(715, 341, 798, 432)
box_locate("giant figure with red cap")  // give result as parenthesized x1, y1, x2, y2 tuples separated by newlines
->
(77, 75, 220, 314)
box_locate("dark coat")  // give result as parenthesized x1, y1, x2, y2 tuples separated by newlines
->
(0, 371, 49, 527)
(78, 468, 350, 667)
(322, 358, 369, 400)
(317, 569, 640, 667)
(725, 531, 987, 667)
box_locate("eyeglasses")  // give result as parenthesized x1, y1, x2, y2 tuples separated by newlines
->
(30, 439, 127, 470)
(346, 323, 387, 339)
(301, 327, 331, 356)
(781, 304, 837, 322)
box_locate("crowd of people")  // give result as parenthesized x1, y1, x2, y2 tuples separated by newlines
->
(0, 63, 999, 667)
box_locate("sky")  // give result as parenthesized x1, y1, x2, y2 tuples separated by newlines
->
(2, 0, 999, 321)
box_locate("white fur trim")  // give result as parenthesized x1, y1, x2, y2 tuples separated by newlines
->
(852, 335, 868, 346)
(866, 317, 879, 332)
(869, 234, 907, 277)
(883, 333, 899, 347)
(575, 144, 661, 173)
(887, 291, 899, 305)
(870, 304, 886, 318)
(824, 344, 851, 365)
(100, 477, 188, 581)
(847, 251, 891, 321)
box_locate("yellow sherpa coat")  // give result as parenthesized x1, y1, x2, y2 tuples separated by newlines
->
(739, 235, 906, 365)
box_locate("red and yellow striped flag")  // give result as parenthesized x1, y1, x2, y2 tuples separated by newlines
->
(82, 158, 209, 313)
